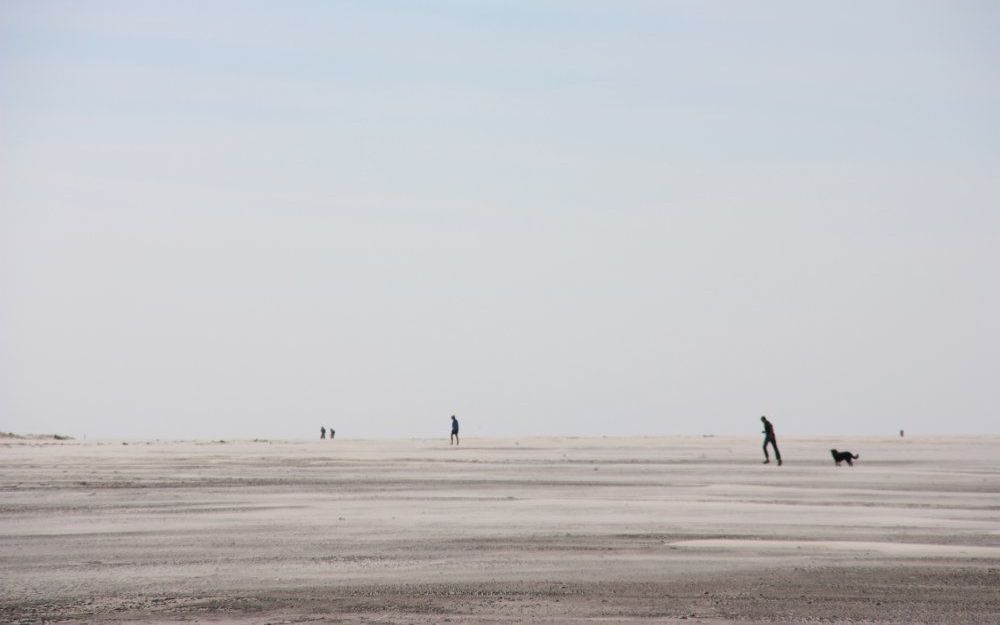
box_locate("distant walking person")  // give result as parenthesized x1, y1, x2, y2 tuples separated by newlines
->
(320, 426, 326, 440)
(330, 429, 335, 440)
(761, 416, 781, 466)
(450, 415, 459, 446)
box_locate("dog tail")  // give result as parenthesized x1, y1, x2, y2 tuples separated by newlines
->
(852, 453, 859, 459)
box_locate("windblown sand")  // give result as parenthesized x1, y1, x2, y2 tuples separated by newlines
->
(2, 436, 998, 623)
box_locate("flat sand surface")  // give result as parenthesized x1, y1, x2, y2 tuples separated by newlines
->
(2, 436, 998, 623)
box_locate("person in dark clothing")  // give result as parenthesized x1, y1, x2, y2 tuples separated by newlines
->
(330, 429, 335, 440)
(761, 416, 781, 465)
(450, 415, 459, 446)
(320, 426, 326, 440)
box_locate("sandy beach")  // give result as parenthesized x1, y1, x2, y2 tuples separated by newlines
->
(1, 435, 998, 623)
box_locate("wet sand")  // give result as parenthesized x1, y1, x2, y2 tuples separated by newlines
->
(2, 435, 998, 623)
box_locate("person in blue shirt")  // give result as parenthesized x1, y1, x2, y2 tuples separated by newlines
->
(450, 415, 459, 446)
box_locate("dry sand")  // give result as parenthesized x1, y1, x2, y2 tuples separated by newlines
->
(1, 435, 998, 623)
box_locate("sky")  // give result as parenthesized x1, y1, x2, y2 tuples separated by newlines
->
(1, 1, 998, 439)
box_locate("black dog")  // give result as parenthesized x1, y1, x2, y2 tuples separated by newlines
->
(830, 449, 859, 466)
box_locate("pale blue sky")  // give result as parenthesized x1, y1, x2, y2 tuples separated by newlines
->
(2, 1, 998, 439)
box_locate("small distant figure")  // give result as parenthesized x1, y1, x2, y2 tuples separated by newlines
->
(899, 429, 904, 438)
(831, 449, 860, 466)
(450, 415, 459, 446)
(330, 429, 335, 440)
(320, 426, 326, 440)
(760, 416, 781, 466)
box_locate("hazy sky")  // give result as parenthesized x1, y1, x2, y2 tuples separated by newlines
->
(2, 1, 998, 439)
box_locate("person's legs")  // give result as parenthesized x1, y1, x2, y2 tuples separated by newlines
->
(763, 438, 782, 465)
